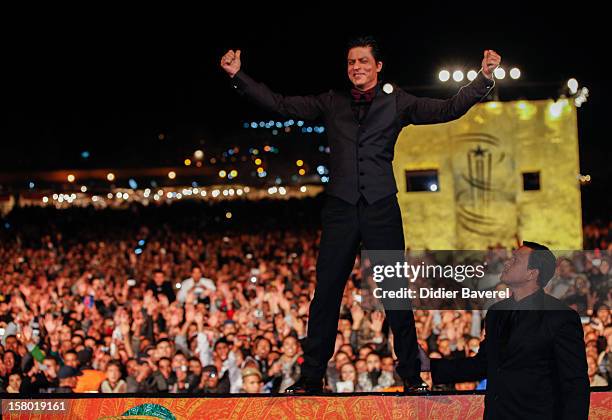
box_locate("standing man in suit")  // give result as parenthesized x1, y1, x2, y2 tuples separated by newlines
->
(220, 36, 500, 393)
(421, 242, 590, 419)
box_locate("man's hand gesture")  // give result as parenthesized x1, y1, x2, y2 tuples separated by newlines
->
(221, 49, 241, 78)
(481, 49, 501, 79)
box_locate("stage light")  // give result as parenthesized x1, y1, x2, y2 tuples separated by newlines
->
(236, 189, 243, 196)
(212, 189, 220, 198)
(107, 193, 113, 199)
(567, 78, 579, 94)
(184, 159, 192, 166)
(53, 194, 59, 200)
(194, 150, 204, 160)
(219, 170, 227, 178)
(116, 192, 122, 198)
(122, 193, 129, 200)
(510, 68, 521, 79)
(81, 151, 90, 159)
(42, 196, 49, 203)
(279, 187, 287, 195)
(80, 186, 87, 193)
(257, 167, 264, 174)
(92, 196, 99, 202)
(452, 70, 464, 82)
(493, 67, 506, 79)
(107, 173, 115, 181)
(549, 101, 565, 118)
(168, 171, 176, 180)
(297, 121, 304, 127)
(467, 70, 478, 81)
(296, 160, 304, 167)
(201, 190, 207, 197)
(299, 169, 306, 176)
(144, 188, 151, 197)
(244, 187, 250, 193)
(225, 212, 232, 219)
(251, 122, 258, 129)
(67, 174, 76, 183)
(129, 179, 138, 189)
(429, 183, 439, 192)
(300, 186, 307, 192)
(230, 170, 238, 178)
(439, 70, 450, 82)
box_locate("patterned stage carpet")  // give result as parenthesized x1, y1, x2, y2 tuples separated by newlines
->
(2, 391, 611, 419)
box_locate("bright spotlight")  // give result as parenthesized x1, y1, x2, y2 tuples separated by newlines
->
(493, 67, 506, 79)
(438, 70, 450, 82)
(452, 70, 464, 82)
(509, 68, 521, 79)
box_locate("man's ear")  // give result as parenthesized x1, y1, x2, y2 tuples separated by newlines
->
(528, 268, 540, 284)
(376, 61, 383, 73)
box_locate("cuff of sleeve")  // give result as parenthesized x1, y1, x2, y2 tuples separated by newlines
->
(230, 70, 250, 92)
(475, 70, 495, 90)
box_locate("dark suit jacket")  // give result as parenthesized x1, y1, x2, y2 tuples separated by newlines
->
(230, 70, 494, 204)
(431, 289, 590, 420)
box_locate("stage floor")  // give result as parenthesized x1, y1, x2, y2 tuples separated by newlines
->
(1, 390, 610, 419)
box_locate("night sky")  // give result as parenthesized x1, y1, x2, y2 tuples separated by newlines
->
(4, 14, 609, 217)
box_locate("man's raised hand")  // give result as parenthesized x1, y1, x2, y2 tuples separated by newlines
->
(221, 49, 241, 78)
(481, 49, 501, 79)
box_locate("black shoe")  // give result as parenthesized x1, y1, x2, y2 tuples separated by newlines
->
(402, 377, 429, 394)
(284, 376, 324, 394)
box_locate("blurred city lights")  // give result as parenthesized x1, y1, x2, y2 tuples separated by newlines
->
(67, 174, 76, 183)
(467, 70, 478, 81)
(107, 173, 115, 181)
(439, 70, 450, 82)
(168, 171, 177, 180)
(509, 68, 521, 79)
(567, 78, 579, 94)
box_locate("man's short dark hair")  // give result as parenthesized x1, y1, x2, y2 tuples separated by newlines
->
(523, 241, 557, 288)
(347, 35, 382, 62)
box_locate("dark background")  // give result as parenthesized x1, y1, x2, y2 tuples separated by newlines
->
(4, 14, 609, 219)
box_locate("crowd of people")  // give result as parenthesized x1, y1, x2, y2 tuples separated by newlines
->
(0, 199, 610, 394)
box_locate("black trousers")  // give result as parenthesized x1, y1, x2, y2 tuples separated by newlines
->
(301, 194, 420, 381)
